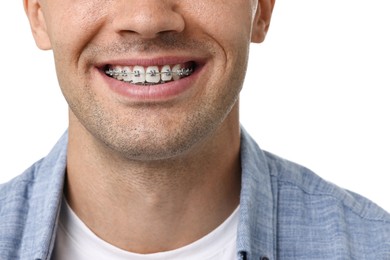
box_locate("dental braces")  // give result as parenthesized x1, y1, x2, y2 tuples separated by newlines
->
(105, 68, 193, 78)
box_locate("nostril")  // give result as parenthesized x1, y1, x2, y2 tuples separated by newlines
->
(112, 3, 185, 39)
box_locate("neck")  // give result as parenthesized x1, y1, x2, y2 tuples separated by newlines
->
(65, 107, 241, 254)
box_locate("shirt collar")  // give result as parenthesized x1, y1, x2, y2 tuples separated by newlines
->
(237, 127, 276, 260)
(28, 131, 68, 260)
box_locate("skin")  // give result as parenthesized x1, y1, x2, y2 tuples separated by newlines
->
(24, 0, 274, 254)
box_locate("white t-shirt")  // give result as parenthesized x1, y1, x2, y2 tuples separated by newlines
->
(52, 199, 239, 260)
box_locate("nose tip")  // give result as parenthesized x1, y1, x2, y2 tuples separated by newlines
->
(113, 1, 185, 39)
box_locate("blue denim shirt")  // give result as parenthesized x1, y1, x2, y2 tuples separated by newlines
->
(1, 129, 390, 260)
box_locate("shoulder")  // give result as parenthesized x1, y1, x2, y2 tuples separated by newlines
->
(0, 160, 45, 257)
(264, 151, 390, 221)
(263, 151, 390, 258)
(0, 132, 67, 258)
(0, 158, 44, 211)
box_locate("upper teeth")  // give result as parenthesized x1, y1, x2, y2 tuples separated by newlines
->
(105, 64, 193, 85)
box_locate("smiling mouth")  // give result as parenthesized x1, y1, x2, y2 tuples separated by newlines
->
(104, 61, 196, 86)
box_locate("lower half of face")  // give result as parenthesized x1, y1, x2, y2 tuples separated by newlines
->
(50, 1, 255, 160)
(57, 45, 248, 161)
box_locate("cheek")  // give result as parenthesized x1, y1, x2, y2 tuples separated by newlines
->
(182, 1, 253, 81)
(180, 2, 253, 99)
(44, 0, 110, 54)
(45, 0, 113, 95)
(182, 1, 254, 44)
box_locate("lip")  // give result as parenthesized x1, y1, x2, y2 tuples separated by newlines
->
(95, 57, 205, 103)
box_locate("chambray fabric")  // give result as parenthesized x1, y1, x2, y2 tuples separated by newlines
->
(1, 129, 390, 260)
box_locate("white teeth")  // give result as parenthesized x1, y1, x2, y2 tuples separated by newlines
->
(132, 66, 145, 84)
(123, 66, 132, 82)
(146, 66, 160, 84)
(114, 66, 124, 81)
(172, 64, 181, 81)
(161, 65, 173, 82)
(106, 63, 193, 85)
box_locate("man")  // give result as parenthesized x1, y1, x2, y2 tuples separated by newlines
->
(0, 0, 389, 259)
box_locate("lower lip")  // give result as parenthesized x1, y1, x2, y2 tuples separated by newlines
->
(98, 66, 202, 102)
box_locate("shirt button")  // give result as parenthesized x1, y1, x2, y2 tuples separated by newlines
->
(260, 257, 270, 260)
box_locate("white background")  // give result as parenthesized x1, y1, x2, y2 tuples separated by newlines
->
(1, 1, 389, 211)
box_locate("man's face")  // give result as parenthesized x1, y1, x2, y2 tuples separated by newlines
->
(25, 0, 271, 160)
